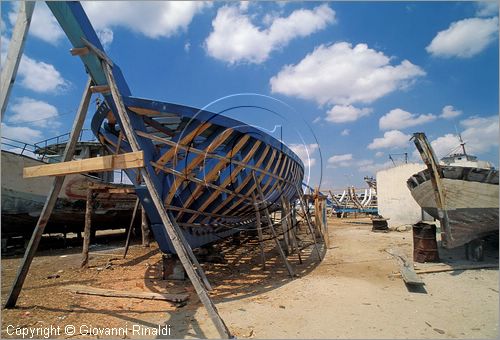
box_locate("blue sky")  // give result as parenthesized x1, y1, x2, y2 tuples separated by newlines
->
(1, 1, 498, 189)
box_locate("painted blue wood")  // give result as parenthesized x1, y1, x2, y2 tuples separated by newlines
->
(47, 1, 304, 254)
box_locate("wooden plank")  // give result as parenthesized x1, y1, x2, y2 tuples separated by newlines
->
(23, 151, 144, 178)
(70, 47, 90, 56)
(138, 131, 293, 186)
(0, 2, 35, 118)
(178, 134, 251, 221)
(253, 195, 266, 270)
(81, 188, 93, 268)
(385, 249, 424, 286)
(188, 141, 262, 222)
(62, 285, 188, 303)
(295, 184, 323, 260)
(164, 128, 234, 205)
(407, 263, 497, 275)
(252, 173, 295, 277)
(154, 122, 212, 170)
(4, 78, 92, 309)
(206, 145, 272, 223)
(123, 198, 140, 259)
(102, 62, 228, 337)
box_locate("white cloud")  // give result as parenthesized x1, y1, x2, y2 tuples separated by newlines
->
(326, 105, 372, 123)
(460, 115, 499, 155)
(82, 2, 210, 39)
(424, 133, 461, 159)
(205, 4, 335, 64)
(341, 129, 350, 136)
(1, 17, 6, 32)
(289, 143, 319, 168)
(270, 42, 425, 106)
(440, 105, 462, 119)
(8, 97, 59, 127)
(9, 2, 64, 45)
(379, 108, 436, 130)
(359, 160, 394, 174)
(184, 42, 191, 53)
(327, 153, 353, 168)
(1, 122, 42, 143)
(426, 17, 498, 58)
(414, 115, 499, 160)
(17, 55, 69, 93)
(97, 28, 114, 48)
(375, 151, 384, 157)
(368, 130, 411, 150)
(476, 1, 498, 17)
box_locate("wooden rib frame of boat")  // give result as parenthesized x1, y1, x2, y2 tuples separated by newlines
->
(408, 132, 499, 249)
(46, 2, 304, 255)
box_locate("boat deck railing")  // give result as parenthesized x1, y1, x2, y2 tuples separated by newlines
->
(33, 129, 97, 154)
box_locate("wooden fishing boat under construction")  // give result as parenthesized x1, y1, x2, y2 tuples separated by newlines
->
(407, 133, 499, 249)
(1, 137, 137, 239)
(47, 2, 304, 254)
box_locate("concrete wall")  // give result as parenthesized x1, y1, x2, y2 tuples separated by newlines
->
(376, 163, 426, 228)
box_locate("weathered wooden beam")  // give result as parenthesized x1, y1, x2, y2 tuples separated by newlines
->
(70, 46, 90, 56)
(102, 61, 228, 337)
(81, 188, 93, 268)
(23, 151, 144, 178)
(252, 172, 295, 277)
(62, 285, 188, 303)
(90, 85, 110, 93)
(123, 198, 140, 259)
(0, 1, 35, 118)
(295, 184, 323, 260)
(4, 77, 93, 309)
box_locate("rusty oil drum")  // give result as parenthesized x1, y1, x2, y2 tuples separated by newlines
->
(412, 222, 440, 263)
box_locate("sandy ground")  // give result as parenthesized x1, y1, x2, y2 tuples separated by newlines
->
(1, 217, 498, 339)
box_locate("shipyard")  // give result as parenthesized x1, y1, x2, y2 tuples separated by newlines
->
(1, 1, 499, 340)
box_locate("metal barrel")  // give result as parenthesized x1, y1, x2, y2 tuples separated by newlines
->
(412, 222, 440, 263)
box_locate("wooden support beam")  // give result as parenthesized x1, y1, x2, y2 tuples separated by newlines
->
(123, 198, 140, 259)
(23, 151, 144, 178)
(81, 188, 93, 268)
(90, 85, 110, 93)
(141, 207, 150, 247)
(295, 184, 323, 261)
(62, 285, 188, 303)
(102, 61, 228, 338)
(4, 78, 93, 309)
(252, 193, 266, 270)
(252, 172, 295, 277)
(70, 46, 90, 56)
(0, 1, 35, 119)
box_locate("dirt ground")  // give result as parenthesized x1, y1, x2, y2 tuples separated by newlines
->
(1, 217, 498, 339)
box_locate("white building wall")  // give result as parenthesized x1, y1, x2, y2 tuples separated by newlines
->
(376, 163, 426, 228)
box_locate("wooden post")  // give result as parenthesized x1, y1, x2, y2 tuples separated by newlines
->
(281, 206, 290, 256)
(102, 61, 228, 338)
(295, 184, 323, 261)
(4, 78, 92, 309)
(252, 172, 294, 277)
(141, 207, 150, 247)
(81, 187, 93, 268)
(0, 1, 35, 118)
(123, 197, 140, 259)
(252, 193, 266, 270)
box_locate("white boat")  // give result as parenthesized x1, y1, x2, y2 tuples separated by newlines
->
(407, 133, 498, 249)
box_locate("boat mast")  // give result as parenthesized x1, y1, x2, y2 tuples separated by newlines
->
(458, 133, 467, 156)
